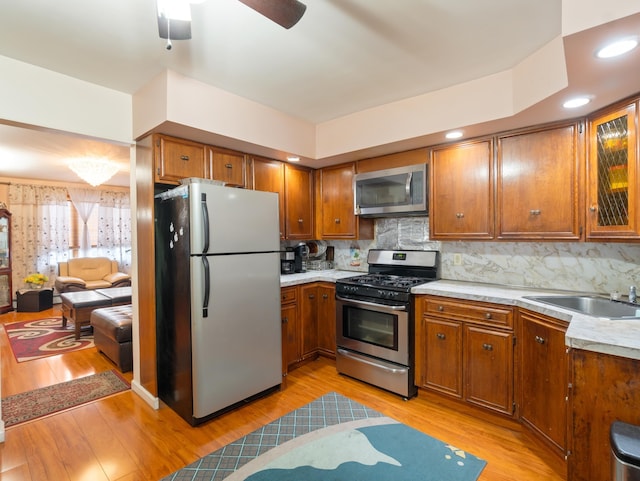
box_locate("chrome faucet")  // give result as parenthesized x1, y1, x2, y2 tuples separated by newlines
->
(630, 286, 637, 304)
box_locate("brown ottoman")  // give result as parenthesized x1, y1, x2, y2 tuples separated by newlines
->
(90, 304, 133, 372)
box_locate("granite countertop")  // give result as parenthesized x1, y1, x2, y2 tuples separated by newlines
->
(280, 269, 361, 287)
(280, 271, 640, 362)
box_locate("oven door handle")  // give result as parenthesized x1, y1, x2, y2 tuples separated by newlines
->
(336, 295, 408, 312)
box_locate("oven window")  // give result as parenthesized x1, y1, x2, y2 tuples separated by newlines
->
(343, 305, 398, 350)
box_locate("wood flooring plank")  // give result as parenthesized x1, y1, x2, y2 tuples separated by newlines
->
(44, 412, 110, 481)
(71, 403, 139, 481)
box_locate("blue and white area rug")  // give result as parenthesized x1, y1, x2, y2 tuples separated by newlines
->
(161, 392, 486, 481)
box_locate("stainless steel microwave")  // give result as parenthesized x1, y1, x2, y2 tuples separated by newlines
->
(354, 164, 428, 217)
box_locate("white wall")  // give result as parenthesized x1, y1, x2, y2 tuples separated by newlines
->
(0, 56, 132, 144)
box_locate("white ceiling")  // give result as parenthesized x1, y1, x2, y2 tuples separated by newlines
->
(0, 1, 639, 187)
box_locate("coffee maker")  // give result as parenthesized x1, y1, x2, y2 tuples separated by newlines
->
(281, 248, 295, 274)
(293, 242, 309, 273)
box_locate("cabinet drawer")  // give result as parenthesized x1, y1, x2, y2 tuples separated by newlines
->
(424, 296, 513, 329)
(281, 286, 297, 305)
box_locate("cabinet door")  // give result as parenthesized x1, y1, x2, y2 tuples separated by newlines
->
(0, 210, 12, 314)
(318, 163, 373, 239)
(317, 284, 336, 356)
(209, 147, 246, 187)
(251, 157, 285, 239)
(421, 318, 463, 398)
(497, 123, 581, 240)
(284, 164, 314, 239)
(519, 310, 568, 455)
(281, 303, 299, 374)
(300, 284, 319, 359)
(430, 139, 494, 239)
(587, 102, 639, 239)
(154, 135, 206, 184)
(464, 325, 513, 415)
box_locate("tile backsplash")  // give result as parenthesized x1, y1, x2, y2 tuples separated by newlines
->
(290, 217, 640, 295)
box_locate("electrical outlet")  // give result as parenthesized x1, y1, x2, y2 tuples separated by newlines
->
(453, 253, 462, 266)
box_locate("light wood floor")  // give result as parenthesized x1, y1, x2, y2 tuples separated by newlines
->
(0, 306, 566, 481)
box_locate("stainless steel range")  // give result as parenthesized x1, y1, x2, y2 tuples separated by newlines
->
(335, 249, 440, 399)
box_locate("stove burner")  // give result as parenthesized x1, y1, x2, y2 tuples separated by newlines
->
(342, 273, 430, 290)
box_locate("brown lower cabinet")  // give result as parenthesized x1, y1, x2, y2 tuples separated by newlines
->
(415, 295, 515, 418)
(518, 309, 569, 458)
(280, 286, 299, 376)
(569, 349, 640, 481)
(281, 283, 336, 375)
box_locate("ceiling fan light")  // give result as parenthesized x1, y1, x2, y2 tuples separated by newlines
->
(157, 0, 193, 40)
(157, 0, 192, 21)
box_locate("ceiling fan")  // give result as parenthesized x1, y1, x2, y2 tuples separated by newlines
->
(158, 0, 306, 49)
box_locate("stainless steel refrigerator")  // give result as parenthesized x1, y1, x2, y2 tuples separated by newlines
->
(154, 179, 282, 426)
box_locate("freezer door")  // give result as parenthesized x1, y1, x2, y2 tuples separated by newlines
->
(190, 251, 282, 419)
(189, 182, 280, 254)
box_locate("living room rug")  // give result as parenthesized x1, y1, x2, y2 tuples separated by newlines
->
(3, 317, 94, 362)
(161, 392, 486, 481)
(2, 369, 130, 427)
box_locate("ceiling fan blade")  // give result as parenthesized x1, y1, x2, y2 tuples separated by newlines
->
(237, 0, 306, 29)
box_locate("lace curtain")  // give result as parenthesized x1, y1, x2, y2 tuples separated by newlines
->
(8, 184, 70, 291)
(67, 187, 100, 256)
(96, 190, 132, 274)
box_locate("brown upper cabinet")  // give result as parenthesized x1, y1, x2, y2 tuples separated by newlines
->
(315, 162, 373, 240)
(357, 148, 428, 173)
(497, 122, 582, 240)
(249, 156, 286, 238)
(208, 147, 246, 188)
(154, 134, 206, 184)
(586, 101, 640, 240)
(430, 139, 494, 240)
(284, 163, 314, 240)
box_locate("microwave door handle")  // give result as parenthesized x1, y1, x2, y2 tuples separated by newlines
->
(405, 172, 412, 200)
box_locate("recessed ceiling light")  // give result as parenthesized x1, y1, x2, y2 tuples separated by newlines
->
(563, 97, 591, 109)
(445, 131, 463, 140)
(596, 38, 638, 58)
(286, 156, 300, 162)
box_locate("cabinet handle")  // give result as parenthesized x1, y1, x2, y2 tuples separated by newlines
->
(455, 212, 465, 218)
(308, 294, 315, 299)
(282, 317, 288, 324)
(438, 305, 444, 311)
(436, 332, 446, 340)
(589, 205, 597, 212)
(482, 343, 493, 351)
(298, 218, 303, 223)
(334, 218, 341, 224)
(225, 163, 233, 168)
(535, 335, 546, 344)
(180, 155, 190, 161)
(322, 294, 329, 299)
(529, 209, 541, 215)
(485, 312, 492, 319)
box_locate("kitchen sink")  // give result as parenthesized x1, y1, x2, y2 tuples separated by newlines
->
(523, 295, 640, 319)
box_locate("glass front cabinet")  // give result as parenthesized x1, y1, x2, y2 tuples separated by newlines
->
(587, 102, 639, 240)
(0, 209, 12, 313)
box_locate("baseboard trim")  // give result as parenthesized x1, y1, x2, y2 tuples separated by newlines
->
(131, 379, 159, 410)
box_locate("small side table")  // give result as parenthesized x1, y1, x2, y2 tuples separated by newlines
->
(16, 287, 54, 312)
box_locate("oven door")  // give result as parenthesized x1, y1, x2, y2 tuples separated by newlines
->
(336, 296, 409, 366)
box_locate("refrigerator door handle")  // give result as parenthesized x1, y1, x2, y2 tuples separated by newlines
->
(201, 193, 210, 254)
(202, 256, 210, 318)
